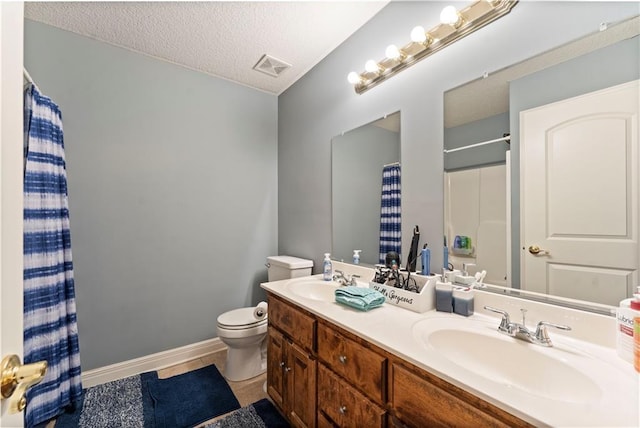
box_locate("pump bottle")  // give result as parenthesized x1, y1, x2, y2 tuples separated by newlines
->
(323, 253, 333, 281)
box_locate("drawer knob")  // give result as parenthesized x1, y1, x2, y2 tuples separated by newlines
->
(338, 355, 347, 364)
(339, 405, 347, 415)
(284, 367, 291, 372)
(279, 361, 285, 368)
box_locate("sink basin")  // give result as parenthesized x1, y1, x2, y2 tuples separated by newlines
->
(412, 316, 603, 404)
(285, 277, 339, 301)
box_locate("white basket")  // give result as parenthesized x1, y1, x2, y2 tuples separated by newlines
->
(369, 275, 438, 313)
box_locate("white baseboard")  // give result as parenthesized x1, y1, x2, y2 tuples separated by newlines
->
(82, 337, 227, 388)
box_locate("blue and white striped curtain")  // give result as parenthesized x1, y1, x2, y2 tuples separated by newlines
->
(23, 84, 82, 427)
(378, 164, 401, 264)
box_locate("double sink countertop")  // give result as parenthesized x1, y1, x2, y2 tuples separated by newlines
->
(261, 262, 639, 427)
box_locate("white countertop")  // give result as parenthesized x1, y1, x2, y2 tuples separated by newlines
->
(261, 268, 640, 427)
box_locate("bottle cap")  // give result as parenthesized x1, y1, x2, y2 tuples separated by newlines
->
(324, 253, 330, 258)
(631, 297, 640, 310)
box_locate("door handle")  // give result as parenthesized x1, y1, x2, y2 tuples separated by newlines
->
(527, 245, 549, 255)
(1, 354, 47, 414)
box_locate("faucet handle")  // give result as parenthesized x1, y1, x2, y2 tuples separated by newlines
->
(483, 306, 512, 333)
(534, 321, 571, 345)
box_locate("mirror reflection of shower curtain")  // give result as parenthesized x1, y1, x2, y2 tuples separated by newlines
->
(24, 83, 82, 427)
(378, 164, 401, 264)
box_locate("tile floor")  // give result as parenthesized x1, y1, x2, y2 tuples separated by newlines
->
(51, 348, 270, 427)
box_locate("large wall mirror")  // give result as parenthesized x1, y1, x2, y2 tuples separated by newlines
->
(332, 112, 401, 265)
(444, 16, 639, 311)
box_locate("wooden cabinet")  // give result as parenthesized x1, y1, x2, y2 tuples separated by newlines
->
(267, 328, 286, 410)
(317, 322, 386, 405)
(318, 364, 386, 428)
(389, 363, 534, 428)
(266, 292, 531, 428)
(267, 296, 317, 428)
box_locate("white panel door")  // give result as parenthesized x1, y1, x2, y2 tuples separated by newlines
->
(521, 80, 639, 306)
(0, 3, 25, 426)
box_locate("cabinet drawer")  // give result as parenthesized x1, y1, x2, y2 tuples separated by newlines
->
(317, 323, 386, 404)
(269, 295, 316, 352)
(391, 363, 530, 428)
(318, 364, 385, 428)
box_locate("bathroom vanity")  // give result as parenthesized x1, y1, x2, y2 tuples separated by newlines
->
(262, 263, 639, 428)
(267, 292, 528, 427)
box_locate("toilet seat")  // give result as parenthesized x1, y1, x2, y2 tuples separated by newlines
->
(217, 307, 267, 330)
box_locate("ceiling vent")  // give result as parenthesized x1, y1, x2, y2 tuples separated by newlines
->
(253, 54, 291, 78)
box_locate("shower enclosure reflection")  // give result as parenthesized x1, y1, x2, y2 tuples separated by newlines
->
(332, 112, 400, 265)
(443, 17, 639, 308)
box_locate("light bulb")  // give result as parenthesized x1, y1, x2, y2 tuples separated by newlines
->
(347, 72, 361, 85)
(410, 26, 427, 43)
(365, 60, 380, 73)
(385, 44, 401, 60)
(440, 6, 460, 26)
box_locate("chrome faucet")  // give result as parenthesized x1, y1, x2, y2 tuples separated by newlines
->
(333, 270, 360, 286)
(484, 306, 571, 347)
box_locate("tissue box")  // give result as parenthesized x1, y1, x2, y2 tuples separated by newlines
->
(369, 275, 438, 313)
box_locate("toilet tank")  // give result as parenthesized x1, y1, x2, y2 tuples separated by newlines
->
(267, 256, 313, 282)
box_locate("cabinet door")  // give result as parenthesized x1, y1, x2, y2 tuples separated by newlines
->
(267, 328, 286, 410)
(288, 342, 317, 428)
(391, 363, 527, 428)
(318, 364, 386, 428)
(317, 323, 386, 404)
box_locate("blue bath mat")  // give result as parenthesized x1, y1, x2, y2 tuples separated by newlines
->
(142, 364, 241, 427)
(53, 364, 241, 428)
(204, 398, 289, 428)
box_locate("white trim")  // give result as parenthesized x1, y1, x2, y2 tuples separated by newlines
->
(82, 338, 227, 388)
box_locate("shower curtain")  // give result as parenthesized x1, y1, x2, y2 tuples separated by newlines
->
(378, 164, 401, 264)
(23, 84, 82, 427)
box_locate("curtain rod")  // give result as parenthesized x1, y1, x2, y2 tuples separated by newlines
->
(384, 161, 400, 167)
(444, 135, 510, 154)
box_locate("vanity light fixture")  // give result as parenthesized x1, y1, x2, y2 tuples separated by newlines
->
(347, 0, 518, 94)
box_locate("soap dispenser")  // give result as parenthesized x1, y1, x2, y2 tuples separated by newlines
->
(353, 250, 361, 265)
(323, 253, 333, 281)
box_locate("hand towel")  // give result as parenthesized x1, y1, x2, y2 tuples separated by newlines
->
(335, 286, 385, 311)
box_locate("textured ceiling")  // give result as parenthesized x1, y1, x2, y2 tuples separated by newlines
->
(25, 1, 389, 95)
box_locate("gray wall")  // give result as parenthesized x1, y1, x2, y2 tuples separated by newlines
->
(509, 35, 640, 288)
(278, 1, 639, 275)
(25, 20, 278, 370)
(332, 124, 400, 265)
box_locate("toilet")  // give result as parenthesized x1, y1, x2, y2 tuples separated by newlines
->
(216, 255, 313, 381)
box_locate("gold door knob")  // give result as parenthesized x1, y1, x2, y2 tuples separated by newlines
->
(1, 354, 47, 413)
(528, 245, 549, 255)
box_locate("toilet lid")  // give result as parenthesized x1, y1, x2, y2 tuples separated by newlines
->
(217, 307, 268, 329)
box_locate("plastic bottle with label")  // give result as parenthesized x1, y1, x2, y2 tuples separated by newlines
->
(323, 253, 333, 281)
(617, 286, 640, 363)
(635, 316, 640, 373)
(421, 246, 431, 276)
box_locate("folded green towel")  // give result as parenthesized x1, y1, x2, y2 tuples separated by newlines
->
(334, 286, 385, 311)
